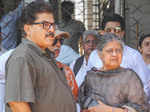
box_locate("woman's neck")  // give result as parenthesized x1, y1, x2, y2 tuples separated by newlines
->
(100, 66, 121, 71)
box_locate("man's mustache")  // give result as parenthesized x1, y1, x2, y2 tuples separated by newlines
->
(53, 47, 60, 51)
(45, 32, 55, 37)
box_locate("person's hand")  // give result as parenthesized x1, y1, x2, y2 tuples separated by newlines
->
(88, 100, 111, 112)
(88, 100, 125, 112)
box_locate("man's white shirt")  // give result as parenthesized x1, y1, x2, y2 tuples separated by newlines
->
(70, 57, 90, 88)
(0, 49, 14, 83)
(70, 57, 91, 112)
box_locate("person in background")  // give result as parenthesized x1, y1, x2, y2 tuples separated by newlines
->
(58, 1, 85, 53)
(0, 49, 14, 112)
(56, 1, 85, 65)
(78, 33, 149, 112)
(5, 1, 76, 112)
(88, 14, 150, 102)
(138, 34, 150, 70)
(0, 26, 2, 50)
(0, 1, 23, 55)
(70, 30, 99, 88)
(48, 30, 79, 100)
(0, 23, 9, 112)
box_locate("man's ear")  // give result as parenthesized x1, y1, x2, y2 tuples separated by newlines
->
(138, 46, 142, 53)
(120, 31, 125, 39)
(24, 24, 31, 37)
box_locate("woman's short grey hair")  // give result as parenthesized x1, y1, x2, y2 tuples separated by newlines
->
(83, 30, 99, 42)
(97, 33, 124, 52)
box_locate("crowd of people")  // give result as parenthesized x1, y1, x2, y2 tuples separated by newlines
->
(0, 1, 150, 112)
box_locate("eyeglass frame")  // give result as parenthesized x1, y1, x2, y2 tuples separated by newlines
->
(32, 21, 56, 31)
(83, 39, 97, 45)
(104, 26, 122, 33)
(52, 38, 65, 46)
(105, 48, 122, 55)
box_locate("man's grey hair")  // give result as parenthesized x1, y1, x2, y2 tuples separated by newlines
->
(83, 30, 99, 42)
(97, 33, 124, 52)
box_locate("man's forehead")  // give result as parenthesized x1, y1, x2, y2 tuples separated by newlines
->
(105, 21, 121, 28)
(35, 12, 54, 22)
(85, 35, 97, 40)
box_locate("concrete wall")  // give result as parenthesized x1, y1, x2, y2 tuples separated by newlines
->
(125, 0, 150, 48)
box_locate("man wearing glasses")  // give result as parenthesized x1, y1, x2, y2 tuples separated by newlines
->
(48, 30, 79, 100)
(88, 14, 150, 104)
(5, 1, 76, 112)
(70, 30, 99, 88)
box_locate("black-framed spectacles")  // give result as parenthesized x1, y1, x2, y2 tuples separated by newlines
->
(105, 26, 122, 33)
(32, 21, 56, 30)
(84, 40, 97, 45)
(52, 38, 64, 46)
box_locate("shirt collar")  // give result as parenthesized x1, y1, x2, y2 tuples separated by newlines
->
(22, 38, 46, 56)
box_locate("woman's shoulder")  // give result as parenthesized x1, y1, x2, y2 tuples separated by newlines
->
(86, 67, 140, 82)
(87, 67, 134, 75)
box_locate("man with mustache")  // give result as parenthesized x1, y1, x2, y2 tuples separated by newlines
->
(70, 30, 99, 88)
(48, 30, 78, 100)
(5, 1, 76, 112)
(69, 30, 99, 112)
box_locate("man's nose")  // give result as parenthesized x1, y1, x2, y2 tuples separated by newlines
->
(48, 26, 55, 33)
(56, 40, 61, 48)
(112, 50, 117, 56)
(110, 29, 115, 34)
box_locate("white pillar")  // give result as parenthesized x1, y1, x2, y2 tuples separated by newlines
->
(114, 0, 121, 15)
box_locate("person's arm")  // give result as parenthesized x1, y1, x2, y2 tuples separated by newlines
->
(5, 57, 36, 111)
(121, 70, 149, 112)
(8, 102, 31, 112)
(131, 52, 150, 99)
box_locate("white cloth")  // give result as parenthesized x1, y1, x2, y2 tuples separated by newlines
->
(70, 57, 90, 88)
(88, 45, 150, 101)
(56, 45, 80, 65)
(0, 47, 7, 56)
(147, 64, 150, 70)
(70, 57, 91, 112)
(0, 49, 14, 112)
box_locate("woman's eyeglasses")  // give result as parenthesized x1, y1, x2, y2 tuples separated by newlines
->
(52, 38, 64, 46)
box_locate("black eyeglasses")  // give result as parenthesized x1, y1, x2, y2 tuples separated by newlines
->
(105, 26, 122, 33)
(52, 38, 64, 46)
(84, 40, 97, 45)
(32, 21, 56, 30)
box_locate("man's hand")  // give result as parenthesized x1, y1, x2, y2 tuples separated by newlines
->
(8, 102, 32, 112)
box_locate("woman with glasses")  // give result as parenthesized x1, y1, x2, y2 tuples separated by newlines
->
(78, 33, 149, 112)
